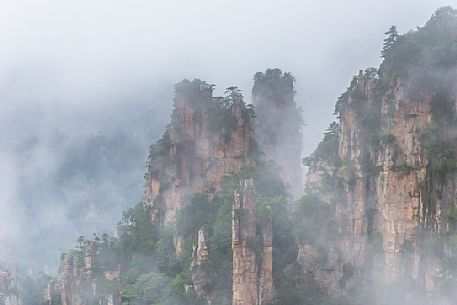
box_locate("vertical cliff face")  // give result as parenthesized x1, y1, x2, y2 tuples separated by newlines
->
(302, 72, 453, 302)
(191, 228, 211, 303)
(47, 79, 283, 305)
(374, 79, 431, 284)
(144, 80, 253, 229)
(232, 178, 257, 305)
(257, 205, 274, 305)
(142, 81, 256, 303)
(334, 70, 434, 285)
(51, 241, 121, 305)
(60, 254, 73, 305)
(231, 178, 275, 305)
(41, 67, 304, 305)
(252, 69, 303, 200)
(301, 8, 457, 303)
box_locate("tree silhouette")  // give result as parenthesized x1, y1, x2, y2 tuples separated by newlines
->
(381, 25, 399, 58)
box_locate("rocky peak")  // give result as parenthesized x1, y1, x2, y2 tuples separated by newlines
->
(300, 10, 457, 303)
(252, 69, 303, 200)
(144, 79, 254, 228)
(232, 178, 257, 305)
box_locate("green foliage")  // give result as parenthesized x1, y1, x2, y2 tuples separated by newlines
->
(252, 162, 287, 198)
(363, 67, 379, 79)
(333, 69, 379, 119)
(271, 262, 335, 305)
(292, 195, 337, 245)
(176, 193, 216, 239)
(174, 79, 214, 103)
(388, 164, 416, 175)
(121, 272, 168, 305)
(149, 125, 172, 159)
(224, 86, 244, 104)
(205, 194, 233, 300)
(381, 26, 399, 58)
(253, 69, 295, 102)
(417, 178, 427, 190)
(380, 7, 457, 84)
(207, 86, 255, 143)
(304, 122, 340, 167)
(420, 124, 457, 182)
(121, 203, 157, 256)
(379, 133, 396, 144)
(253, 69, 303, 148)
(238, 164, 257, 179)
(333, 92, 348, 117)
(357, 103, 381, 134)
(19, 273, 57, 305)
(430, 91, 455, 125)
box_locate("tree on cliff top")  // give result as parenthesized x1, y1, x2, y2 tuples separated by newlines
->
(381, 26, 399, 58)
(252, 68, 295, 102)
(224, 86, 244, 105)
(379, 6, 457, 81)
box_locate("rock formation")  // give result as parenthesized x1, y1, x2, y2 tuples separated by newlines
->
(191, 228, 212, 303)
(257, 204, 274, 305)
(142, 80, 278, 305)
(14, 6, 457, 305)
(301, 10, 457, 302)
(143, 80, 253, 229)
(252, 69, 303, 200)
(50, 242, 121, 305)
(232, 178, 257, 305)
(45, 77, 289, 305)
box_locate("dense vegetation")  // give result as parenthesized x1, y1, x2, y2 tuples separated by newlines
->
(252, 69, 303, 147)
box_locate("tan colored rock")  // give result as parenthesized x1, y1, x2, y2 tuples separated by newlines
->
(61, 254, 73, 305)
(144, 83, 252, 226)
(232, 179, 258, 305)
(258, 205, 274, 305)
(252, 70, 303, 200)
(303, 69, 457, 302)
(191, 228, 212, 304)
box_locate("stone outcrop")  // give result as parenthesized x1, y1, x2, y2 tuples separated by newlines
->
(302, 63, 457, 303)
(258, 205, 274, 305)
(232, 179, 257, 305)
(143, 80, 253, 229)
(60, 254, 73, 305)
(50, 242, 121, 305)
(141, 79, 277, 305)
(374, 78, 431, 284)
(252, 69, 303, 200)
(43, 280, 56, 305)
(191, 228, 212, 303)
(45, 78, 283, 305)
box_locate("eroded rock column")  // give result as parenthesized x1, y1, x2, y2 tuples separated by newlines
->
(258, 205, 274, 305)
(232, 178, 257, 305)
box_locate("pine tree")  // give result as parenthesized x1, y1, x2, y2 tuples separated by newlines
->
(381, 25, 399, 58)
(224, 86, 244, 104)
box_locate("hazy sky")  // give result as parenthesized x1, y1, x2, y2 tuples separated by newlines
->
(0, 0, 454, 270)
(0, 0, 452, 146)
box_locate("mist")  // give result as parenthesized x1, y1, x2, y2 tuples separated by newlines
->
(0, 0, 452, 277)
